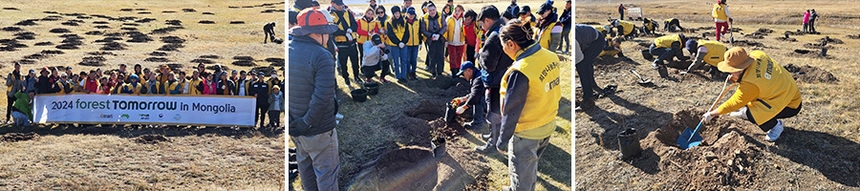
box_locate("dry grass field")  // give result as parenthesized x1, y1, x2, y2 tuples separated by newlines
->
(1, 0, 285, 190)
(288, 0, 573, 190)
(576, 0, 860, 190)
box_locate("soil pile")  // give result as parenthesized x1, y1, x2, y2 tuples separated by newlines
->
(1, 133, 38, 142)
(349, 146, 439, 191)
(14, 32, 36, 40)
(265, 57, 285, 67)
(232, 56, 256, 66)
(198, 20, 215, 24)
(782, 64, 839, 84)
(49, 28, 71, 33)
(79, 56, 106, 66)
(15, 19, 38, 26)
(135, 134, 170, 144)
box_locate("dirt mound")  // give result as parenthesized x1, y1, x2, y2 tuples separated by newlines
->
(232, 61, 256, 66)
(191, 58, 214, 64)
(101, 42, 127, 51)
(151, 26, 183, 34)
(127, 32, 153, 43)
(182, 8, 196, 12)
(40, 50, 64, 55)
(135, 134, 170, 144)
(149, 51, 168, 56)
(166, 63, 185, 71)
(233, 56, 254, 61)
(775, 36, 797, 42)
(229, 21, 245, 24)
(16, 59, 36, 64)
(137, 11, 151, 14)
(166, 19, 182, 26)
(782, 64, 839, 84)
(43, 11, 59, 14)
(94, 25, 110, 29)
(819, 36, 843, 44)
(122, 23, 140, 26)
(120, 27, 137, 31)
(158, 43, 184, 51)
(55, 44, 79, 49)
(93, 21, 109, 24)
(15, 19, 38, 26)
(730, 40, 765, 47)
(145, 57, 171, 62)
(61, 21, 80, 26)
(61, 38, 83, 45)
(847, 34, 860, 39)
(2, 26, 23, 32)
(202, 12, 214, 15)
(251, 66, 276, 76)
(87, 51, 114, 56)
(120, 8, 133, 12)
(784, 30, 812, 36)
(85, 31, 104, 35)
(3, 7, 20, 10)
(24, 53, 48, 60)
(49, 28, 71, 33)
(261, 9, 285, 13)
(198, 20, 215, 24)
(14, 32, 36, 40)
(265, 57, 285, 66)
(79, 56, 106, 66)
(34, 41, 54, 46)
(199, 54, 220, 59)
(77, 16, 92, 19)
(163, 10, 177, 13)
(41, 16, 63, 21)
(404, 100, 446, 121)
(640, 109, 762, 190)
(350, 146, 438, 191)
(1, 133, 38, 142)
(136, 18, 156, 23)
(788, 49, 831, 59)
(803, 43, 832, 49)
(161, 36, 186, 44)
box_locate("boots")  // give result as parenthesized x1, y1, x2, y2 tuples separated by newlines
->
(475, 143, 497, 153)
(575, 98, 595, 112)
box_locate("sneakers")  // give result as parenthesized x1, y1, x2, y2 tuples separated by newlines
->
(765, 120, 784, 142)
(475, 143, 497, 153)
(380, 78, 389, 84)
(729, 107, 748, 120)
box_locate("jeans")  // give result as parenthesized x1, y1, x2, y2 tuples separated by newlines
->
(6, 96, 15, 121)
(507, 136, 550, 191)
(471, 93, 487, 128)
(403, 46, 418, 75)
(649, 44, 678, 65)
(549, 33, 561, 52)
(809, 20, 816, 32)
(578, 36, 604, 100)
(560, 28, 571, 52)
(12, 111, 29, 127)
(292, 129, 340, 191)
(389, 46, 407, 80)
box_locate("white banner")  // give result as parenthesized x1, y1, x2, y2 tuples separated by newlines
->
(33, 94, 257, 126)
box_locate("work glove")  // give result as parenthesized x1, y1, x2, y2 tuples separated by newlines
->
(702, 112, 715, 122)
(399, 42, 405, 48)
(288, 118, 311, 136)
(455, 105, 467, 115)
(346, 29, 353, 33)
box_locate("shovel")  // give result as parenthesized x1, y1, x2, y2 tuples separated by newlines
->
(629, 69, 652, 85)
(677, 76, 737, 150)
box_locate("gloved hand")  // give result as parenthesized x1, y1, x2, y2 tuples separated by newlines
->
(432, 34, 440, 41)
(702, 112, 715, 121)
(399, 42, 405, 48)
(346, 29, 353, 33)
(288, 118, 311, 136)
(455, 105, 467, 115)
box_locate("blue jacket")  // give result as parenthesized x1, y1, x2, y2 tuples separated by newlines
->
(288, 35, 338, 136)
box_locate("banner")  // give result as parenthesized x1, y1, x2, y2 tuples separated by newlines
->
(33, 94, 257, 126)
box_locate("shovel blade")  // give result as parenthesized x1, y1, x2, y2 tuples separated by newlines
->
(677, 128, 703, 150)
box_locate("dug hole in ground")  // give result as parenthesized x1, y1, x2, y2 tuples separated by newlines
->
(576, 0, 860, 190)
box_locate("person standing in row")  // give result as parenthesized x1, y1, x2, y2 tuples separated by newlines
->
(445, 5, 467, 77)
(5, 62, 23, 124)
(558, 0, 572, 53)
(387, 6, 410, 83)
(404, 7, 423, 80)
(331, 0, 360, 85)
(535, 3, 560, 52)
(421, 2, 448, 79)
(463, 9, 480, 64)
(251, 72, 270, 127)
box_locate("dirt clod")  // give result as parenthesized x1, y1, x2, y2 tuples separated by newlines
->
(49, 28, 71, 33)
(198, 20, 215, 24)
(1, 133, 38, 142)
(229, 21, 245, 24)
(782, 64, 839, 84)
(145, 57, 171, 62)
(135, 134, 170, 144)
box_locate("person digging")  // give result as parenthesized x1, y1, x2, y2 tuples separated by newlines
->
(263, 22, 277, 43)
(702, 47, 802, 142)
(681, 39, 728, 78)
(451, 61, 487, 131)
(648, 33, 688, 80)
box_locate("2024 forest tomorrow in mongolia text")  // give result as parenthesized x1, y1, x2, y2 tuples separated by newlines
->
(49, 99, 239, 114)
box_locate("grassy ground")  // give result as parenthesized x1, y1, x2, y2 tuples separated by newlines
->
(0, 0, 285, 189)
(576, 0, 860, 190)
(289, 0, 573, 190)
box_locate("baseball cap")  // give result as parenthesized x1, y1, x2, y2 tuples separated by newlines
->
(258, 71, 266, 76)
(290, 8, 339, 36)
(332, 0, 345, 5)
(406, 7, 416, 15)
(29, 69, 35, 74)
(685, 39, 698, 53)
(371, 34, 383, 45)
(519, 5, 531, 15)
(232, 69, 238, 74)
(457, 61, 476, 76)
(717, 47, 755, 73)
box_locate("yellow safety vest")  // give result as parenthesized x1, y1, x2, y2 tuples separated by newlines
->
(536, 22, 558, 50)
(654, 34, 681, 48)
(444, 16, 466, 44)
(717, 51, 802, 125)
(121, 83, 142, 94)
(405, 19, 422, 46)
(500, 45, 562, 135)
(422, 13, 444, 42)
(357, 17, 380, 43)
(713, 4, 728, 20)
(385, 19, 408, 46)
(616, 20, 634, 35)
(331, 10, 356, 43)
(189, 79, 202, 95)
(697, 40, 727, 66)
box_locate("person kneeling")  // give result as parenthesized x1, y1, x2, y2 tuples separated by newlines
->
(362, 34, 392, 84)
(11, 89, 34, 128)
(451, 61, 486, 130)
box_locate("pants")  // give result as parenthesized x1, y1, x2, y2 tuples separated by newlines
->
(619, 11, 624, 20)
(559, 28, 571, 52)
(268, 110, 282, 127)
(6, 96, 15, 121)
(264, 30, 275, 43)
(747, 103, 802, 132)
(507, 136, 550, 191)
(447, 44, 465, 75)
(256, 105, 268, 127)
(578, 36, 605, 100)
(292, 129, 340, 191)
(549, 33, 561, 52)
(424, 43, 432, 70)
(715, 21, 729, 41)
(465, 45, 476, 63)
(809, 20, 816, 32)
(12, 111, 29, 127)
(649, 43, 681, 64)
(486, 112, 501, 146)
(337, 45, 360, 80)
(361, 61, 391, 79)
(427, 40, 446, 77)
(485, 87, 502, 145)
(357, 43, 365, 70)
(406, 46, 419, 74)
(471, 94, 486, 128)
(802, 23, 809, 32)
(389, 46, 407, 80)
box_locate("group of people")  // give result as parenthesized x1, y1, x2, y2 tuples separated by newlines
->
(577, 0, 803, 149)
(802, 9, 819, 33)
(4, 62, 285, 128)
(289, 0, 566, 190)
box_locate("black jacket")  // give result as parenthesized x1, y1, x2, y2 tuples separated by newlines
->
(478, 19, 514, 88)
(216, 79, 236, 95)
(465, 75, 485, 106)
(251, 80, 269, 106)
(35, 76, 55, 94)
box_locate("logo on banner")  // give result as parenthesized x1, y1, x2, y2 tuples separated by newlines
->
(140, 114, 150, 120)
(100, 114, 113, 119)
(174, 114, 181, 120)
(121, 114, 130, 119)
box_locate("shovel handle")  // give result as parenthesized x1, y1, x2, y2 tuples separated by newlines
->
(708, 75, 738, 112)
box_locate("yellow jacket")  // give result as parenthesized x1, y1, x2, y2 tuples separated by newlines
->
(614, 20, 635, 35)
(500, 44, 562, 138)
(697, 40, 727, 66)
(120, 82, 142, 94)
(357, 17, 380, 44)
(444, 16, 466, 45)
(189, 78, 202, 95)
(716, 50, 802, 125)
(536, 22, 558, 50)
(405, 18, 422, 46)
(713, 3, 728, 21)
(654, 34, 681, 48)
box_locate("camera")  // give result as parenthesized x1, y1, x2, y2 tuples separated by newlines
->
(382, 48, 390, 54)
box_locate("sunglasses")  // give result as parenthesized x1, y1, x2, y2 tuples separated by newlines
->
(377, 12, 384, 14)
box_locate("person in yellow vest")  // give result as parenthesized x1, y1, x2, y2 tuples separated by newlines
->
(610, 19, 637, 39)
(702, 47, 802, 142)
(663, 18, 685, 32)
(599, 36, 625, 58)
(330, 0, 361, 84)
(420, 2, 448, 79)
(712, 0, 733, 41)
(640, 18, 659, 35)
(119, 74, 143, 95)
(404, 7, 422, 80)
(387, 6, 410, 82)
(648, 34, 687, 79)
(517, 5, 536, 29)
(357, 7, 381, 69)
(535, 3, 561, 52)
(189, 70, 203, 95)
(496, 18, 562, 191)
(682, 39, 727, 76)
(445, 5, 467, 77)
